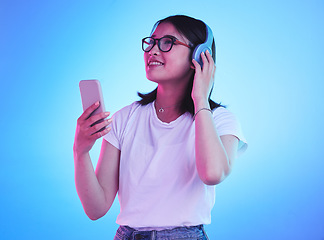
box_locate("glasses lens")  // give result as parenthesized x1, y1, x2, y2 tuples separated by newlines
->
(142, 37, 154, 52)
(159, 37, 174, 52)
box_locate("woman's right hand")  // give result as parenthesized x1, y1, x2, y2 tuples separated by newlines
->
(73, 101, 112, 156)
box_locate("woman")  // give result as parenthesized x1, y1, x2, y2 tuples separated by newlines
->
(73, 15, 247, 239)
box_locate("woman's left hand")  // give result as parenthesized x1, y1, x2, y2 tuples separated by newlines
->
(191, 50, 216, 107)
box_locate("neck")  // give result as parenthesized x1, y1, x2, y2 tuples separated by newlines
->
(154, 83, 187, 123)
(156, 84, 186, 110)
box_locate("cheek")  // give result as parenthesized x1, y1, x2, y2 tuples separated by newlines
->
(143, 52, 149, 65)
(171, 54, 192, 70)
(175, 49, 192, 65)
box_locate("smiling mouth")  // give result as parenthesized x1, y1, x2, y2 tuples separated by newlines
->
(148, 61, 164, 66)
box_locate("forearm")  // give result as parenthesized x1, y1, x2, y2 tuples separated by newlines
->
(73, 151, 108, 220)
(194, 100, 230, 185)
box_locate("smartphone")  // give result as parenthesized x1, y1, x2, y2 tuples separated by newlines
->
(79, 80, 106, 132)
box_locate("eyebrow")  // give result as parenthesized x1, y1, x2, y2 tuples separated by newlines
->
(151, 34, 177, 39)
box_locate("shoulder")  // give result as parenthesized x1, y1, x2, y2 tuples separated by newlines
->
(103, 102, 145, 147)
(113, 102, 142, 118)
(212, 107, 242, 139)
(212, 107, 238, 123)
(112, 101, 150, 123)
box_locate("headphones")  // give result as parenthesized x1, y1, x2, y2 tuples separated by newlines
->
(192, 24, 214, 67)
(150, 21, 214, 67)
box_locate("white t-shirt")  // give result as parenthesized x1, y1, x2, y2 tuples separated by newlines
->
(104, 101, 247, 229)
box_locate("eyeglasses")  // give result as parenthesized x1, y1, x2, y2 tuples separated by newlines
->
(142, 36, 191, 52)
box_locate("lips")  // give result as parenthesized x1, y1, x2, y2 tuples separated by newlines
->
(149, 61, 164, 66)
(148, 58, 164, 66)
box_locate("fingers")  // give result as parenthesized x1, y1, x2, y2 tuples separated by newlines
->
(89, 118, 112, 136)
(78, 101, 100, 122)
(73, 117, 112, 154)
(76, 102, 112, 137)
(192, 50, 215, 73)
(78, 102, 111, 128)
(205, 50, 214, 63)
(87, 111, 110, 128)
(192, 58, 201, 73)
(78, 116, 112, 143)
(74, 102, 113, 154)
(201, 50, 208, 68)
(201, 50, 214, 70)
(93, 125, 112, 140)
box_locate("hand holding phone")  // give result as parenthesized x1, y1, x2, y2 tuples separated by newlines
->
(74, 80, 112, 155)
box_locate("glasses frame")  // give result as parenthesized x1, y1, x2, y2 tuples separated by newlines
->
(142, 36, 191, 53)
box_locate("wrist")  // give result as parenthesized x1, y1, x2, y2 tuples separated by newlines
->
(193, 107, 213, 120)
(193, 98, 209, 111)
(73, 146, 90, 160)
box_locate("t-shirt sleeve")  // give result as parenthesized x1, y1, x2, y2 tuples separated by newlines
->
(213, 107, 248, 156)
(103, 111, 121, 149)
(103, 103, 135, 150)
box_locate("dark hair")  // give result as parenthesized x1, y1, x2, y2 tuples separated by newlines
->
(137, 15, 224, 115)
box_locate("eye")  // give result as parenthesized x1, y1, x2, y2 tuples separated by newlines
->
(142, 38, 156, 52)
(147, 38, 155, 45)
(160, 37, 174, 45)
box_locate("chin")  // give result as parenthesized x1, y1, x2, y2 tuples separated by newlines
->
(146, 76, 162, 84)
(146, 72, 165, 83)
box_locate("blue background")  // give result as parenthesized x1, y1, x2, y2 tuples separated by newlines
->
(1, 0, 323, 239)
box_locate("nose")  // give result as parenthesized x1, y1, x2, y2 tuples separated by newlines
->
(149, 40, 160, 55)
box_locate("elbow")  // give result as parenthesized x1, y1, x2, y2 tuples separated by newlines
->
(200, 173, 224, 185)
(83, 197, 114, 221)
(200, 163, 232, 186)
(87, 212, 105, 221)
(84, 207, 108, 221)
(88, 216, 100, 221)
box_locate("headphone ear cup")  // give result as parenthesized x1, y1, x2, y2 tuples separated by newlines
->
(192, 45, 212, 67)
(192, 24, 214, 67)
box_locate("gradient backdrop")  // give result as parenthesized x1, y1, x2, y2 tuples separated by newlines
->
(1, 0, 323, 239)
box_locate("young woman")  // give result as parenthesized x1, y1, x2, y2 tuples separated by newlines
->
(73, 15, 247, 239)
